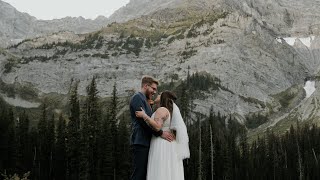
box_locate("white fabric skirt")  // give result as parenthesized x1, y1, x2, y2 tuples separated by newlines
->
(147, 136, 184, 180)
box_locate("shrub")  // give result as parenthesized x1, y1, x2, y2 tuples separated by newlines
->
(180, 49, 197, 59)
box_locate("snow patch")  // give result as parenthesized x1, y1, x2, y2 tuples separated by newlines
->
(281, 36, 316, 48)
(283, 37, 296, 46)
(303, 81, 315, 98)
(299, 37, 312, 48)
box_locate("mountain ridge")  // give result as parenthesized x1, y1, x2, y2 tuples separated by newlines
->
(0, 0, 109, 47)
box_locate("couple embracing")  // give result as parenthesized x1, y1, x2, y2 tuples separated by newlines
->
(130, 75, 190, 180)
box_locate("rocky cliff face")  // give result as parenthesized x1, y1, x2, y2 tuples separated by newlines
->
(1, 0, 320, 132)
(0, 0, 109, 48)
(223, 0, 320, 36)
(109, 0, 320, 36)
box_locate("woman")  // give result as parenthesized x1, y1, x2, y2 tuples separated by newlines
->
(136, 91, 190, 180)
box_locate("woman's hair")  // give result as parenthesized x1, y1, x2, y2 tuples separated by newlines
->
(160, 90, 177, 116)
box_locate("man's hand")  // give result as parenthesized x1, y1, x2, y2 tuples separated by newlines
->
(161, 131, 175, 142)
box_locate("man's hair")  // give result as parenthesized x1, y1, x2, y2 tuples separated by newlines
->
(141, 75, 159, 87)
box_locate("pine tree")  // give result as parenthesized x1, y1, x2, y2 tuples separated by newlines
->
(197, 115, 202, 180)
(79, 101, 90, 180)
(116, 115, 130, 179)
(17, 111, 32, 174)
(85, 77, 101, 180)
(178, 82, 190, 125)
(239, 127, 249, 180)
(98, 115, 113, 179)
(55, 114, 67, 180)
(37, 103, 49, 180)
(66, 83, 81, 180)
(2, 108, 18, 175)
(47, 114, 55, 179)
(110, 82, 119, 179)
(209, 124, 215, 180)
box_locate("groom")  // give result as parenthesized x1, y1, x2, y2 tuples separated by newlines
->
(130, 75, 175, 180)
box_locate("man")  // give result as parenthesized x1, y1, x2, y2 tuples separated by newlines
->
(130, 75, 175, 180)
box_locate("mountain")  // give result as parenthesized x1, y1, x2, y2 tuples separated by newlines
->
(0, 0, 109, 48)
(1, 0, 320, 136)
(108, 0, 219, 23)
(109, 0, 320, 35)
(223, 0, 320, 36)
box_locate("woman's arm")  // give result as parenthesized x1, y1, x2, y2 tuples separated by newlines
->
(136, 107, 169, 131)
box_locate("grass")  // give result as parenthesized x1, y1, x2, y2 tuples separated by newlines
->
(101, 10, 229, 46)
(272, 85, 301, 110)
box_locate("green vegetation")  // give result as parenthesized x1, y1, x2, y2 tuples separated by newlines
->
(186, 12, 229, 39)
(167, 36, 176, 44)
(122, 35, 144, 56)
(145, 38, 152, 48)
(239, 95, 266, 108)
(0, 48, 6, 56)
(245, 113, 269, 129)
(1, 75, 319, 180)
(3, 55, 22, 74)
(8, 39, 32, 48)
(4, 58, 16, 74)
(36, 32, 104, 51)
(21, 55, 58, 63)
(92, 53, 109, 59)
(272, 85, 300, 109)
(159, 71, 233, 100)
(54, 48, 68, 56)
(213, 39, 225, 44)
(0, 78, 131, 179)
(180, 49, 197, 59)
(101, 10, 229, 48)
(186, 24, 200, 38)
(0, 80, 38, 100)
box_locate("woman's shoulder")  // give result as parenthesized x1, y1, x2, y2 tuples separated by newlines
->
(155, 107, 169, 115)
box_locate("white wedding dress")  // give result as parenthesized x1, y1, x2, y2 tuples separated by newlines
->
(147, 111, 185, 180)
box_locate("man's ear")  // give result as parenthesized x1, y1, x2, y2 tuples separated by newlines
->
(142, 84, 148, 89)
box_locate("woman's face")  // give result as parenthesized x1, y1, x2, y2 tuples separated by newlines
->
(154, 94, 161, 107)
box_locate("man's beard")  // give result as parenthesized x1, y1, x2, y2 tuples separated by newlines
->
(146, 89, 153, 100)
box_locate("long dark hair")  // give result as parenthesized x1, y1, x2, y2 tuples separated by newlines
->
(160, 91, 177, 116)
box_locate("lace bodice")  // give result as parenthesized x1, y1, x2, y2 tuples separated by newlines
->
(151, 108, 171, 131)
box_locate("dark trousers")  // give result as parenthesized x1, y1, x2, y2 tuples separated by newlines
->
(131, 145, 150, 180)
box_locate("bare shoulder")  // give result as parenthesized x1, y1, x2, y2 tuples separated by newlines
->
(155, 107, 169, 117)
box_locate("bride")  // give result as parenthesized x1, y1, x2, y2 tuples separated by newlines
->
(136, 91, 190, 180)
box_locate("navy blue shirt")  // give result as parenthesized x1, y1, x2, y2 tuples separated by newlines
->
(130, 92, 162, 146)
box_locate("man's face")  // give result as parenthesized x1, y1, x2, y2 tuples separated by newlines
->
(146, 83, 158, 100)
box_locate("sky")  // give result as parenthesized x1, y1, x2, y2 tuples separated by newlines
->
(2, 0, 130, 20)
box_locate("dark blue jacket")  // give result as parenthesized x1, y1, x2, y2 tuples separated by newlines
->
(130, 92, 161, 147)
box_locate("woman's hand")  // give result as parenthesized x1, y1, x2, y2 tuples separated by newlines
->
(135, 107, 146, 119)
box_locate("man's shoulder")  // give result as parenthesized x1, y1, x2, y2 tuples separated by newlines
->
(130, 92, 143, 104)
(131, 92, 141, 100)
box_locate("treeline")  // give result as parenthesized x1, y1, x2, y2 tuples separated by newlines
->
(184, 109, 320, 180)
(0, 78, 130, 180)
(172, 72, 320, 180)
(1, 73, 320, 180)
